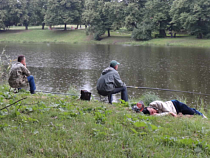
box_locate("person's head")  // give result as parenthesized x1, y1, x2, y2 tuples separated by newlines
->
(142, 107, 158, 115)
(136, 101, 145, 112)
(18, 55, 25, 65)
(110, 60, 120, 70)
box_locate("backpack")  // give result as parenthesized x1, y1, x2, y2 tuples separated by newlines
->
(80, 90, 91, 101)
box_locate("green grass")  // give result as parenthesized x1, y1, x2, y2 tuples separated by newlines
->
(1, 26, 210, 47)
(0, 84, 210, 157)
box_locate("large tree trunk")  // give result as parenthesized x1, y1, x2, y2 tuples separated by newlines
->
(25, 25, 28, 30)
(64, 24, 67, 30)
(42, 23, 45, 30)
(159, 21, 166, 37)
(197, 33, 203, 39)
(77, 25, 79, 29)
(108, 28, 110, 37)
(85, 25, 87, 29)
(159, 29, 166, 37)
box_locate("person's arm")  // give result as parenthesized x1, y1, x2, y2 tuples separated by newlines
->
(113, 72, 125, 87)
(155, 112, 177, 117)
(21, 65, 30, 76)
(149, 101, 174, 116)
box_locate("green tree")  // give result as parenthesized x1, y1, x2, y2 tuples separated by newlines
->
(132, 20, 153, 40)
(0, 0, 20, 29)
(34, 0, 48, 29)
(83, 0, 125, 40)
(83, 0, 105, 39)
(44, 0, 81, 30)
(170, 0, 210, 38)
(0, 0, 6, 29)
(17, 0, 38, 30)
(124, 3, 142, 31)
(144, 0, 173, 37)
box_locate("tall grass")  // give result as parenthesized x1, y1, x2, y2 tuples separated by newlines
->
(0, 47, 13, 82)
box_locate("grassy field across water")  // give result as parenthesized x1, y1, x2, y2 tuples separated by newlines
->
(0, 84, 210, 157)
(1, 26, 210, 47)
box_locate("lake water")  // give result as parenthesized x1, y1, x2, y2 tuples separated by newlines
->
(1, 43, 210, 105)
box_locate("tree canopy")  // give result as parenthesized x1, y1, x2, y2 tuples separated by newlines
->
(0, 0, 210, 40)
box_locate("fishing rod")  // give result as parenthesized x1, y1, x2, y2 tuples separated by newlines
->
(35, 90, 96, 97)
(126, 86, 210, 96)
(36, 90, 80, 96)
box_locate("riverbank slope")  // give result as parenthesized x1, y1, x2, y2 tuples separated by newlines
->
(0, 84, 209, 157)
(1, 29, 210, 48)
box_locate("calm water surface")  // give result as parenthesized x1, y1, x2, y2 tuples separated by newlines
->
(1, 43, 210, 104)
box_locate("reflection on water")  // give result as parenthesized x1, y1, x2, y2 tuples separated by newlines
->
(1, 43, 210, 104)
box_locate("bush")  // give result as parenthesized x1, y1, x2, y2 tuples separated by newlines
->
(131, 23, 152, 41)
(93, 29, 105, 40)
(0, 48, 12, 82)
(140, 92, 160, 106)
(205, 33, 210, 39)
(87, 25, 105, 41)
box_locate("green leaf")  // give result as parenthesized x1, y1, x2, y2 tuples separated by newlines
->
(131, 128, 138, 134)
(133, 121, 147, 128)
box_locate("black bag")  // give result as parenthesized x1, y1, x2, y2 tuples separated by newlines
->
(80, 90, 91, 101)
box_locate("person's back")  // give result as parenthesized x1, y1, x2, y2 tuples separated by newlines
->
(9, 62, 30, 88)
(8, 55, 36, 94)
(96, 60, 128, 104)
(97, 67, 122, 95)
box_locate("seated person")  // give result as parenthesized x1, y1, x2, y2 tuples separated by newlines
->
(133, 100, 207, 118)
(8, 55, 36, 94)
(97, 60, 128, 104)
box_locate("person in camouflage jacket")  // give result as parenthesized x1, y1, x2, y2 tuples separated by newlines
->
(8, 55, 36, 94)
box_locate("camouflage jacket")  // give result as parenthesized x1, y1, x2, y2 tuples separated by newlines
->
(8, 62, 30, 88)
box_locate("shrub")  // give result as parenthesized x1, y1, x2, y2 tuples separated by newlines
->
(141, 92, 160, 106)
(131, 22, 152, 41)
(205, 33, 210, 39)
(0, 48, 13, 82)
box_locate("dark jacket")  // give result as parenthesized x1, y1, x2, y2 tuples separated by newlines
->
(97, 67, 125, 95)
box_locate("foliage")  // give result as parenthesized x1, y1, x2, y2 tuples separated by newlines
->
(44, 0, 81, 30)
(0, 84, 209, 157)
(83, 0, 125, 40)
(144, 0, 173, 37)
(0, 48, 13, 82)
(124, 3, 143, 31)
(131, 21, 153, 40)
(1, 0, 210, 40)
(139, 92, 160, 106)
(170, 0, 210, 39)
(206, 33, 210, 39)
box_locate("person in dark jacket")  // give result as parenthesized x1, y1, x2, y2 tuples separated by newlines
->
(97, 60, 128, 104)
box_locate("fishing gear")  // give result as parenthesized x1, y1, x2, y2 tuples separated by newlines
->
(36, 90, 79, 96)
(127, 86, 210, 96)
(36, 90, 92, 101)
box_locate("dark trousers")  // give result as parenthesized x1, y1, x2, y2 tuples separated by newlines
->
(108, 86, 128, 104)
(27, 75, 36, 93)
(171, 100, 203, 116)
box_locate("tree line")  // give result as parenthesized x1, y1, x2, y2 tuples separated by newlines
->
(0, 0, 210, 40)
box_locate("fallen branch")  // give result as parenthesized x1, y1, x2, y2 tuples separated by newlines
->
(0, 97, 27, 111)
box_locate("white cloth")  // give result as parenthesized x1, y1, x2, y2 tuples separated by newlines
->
(148, 100, 177, 116)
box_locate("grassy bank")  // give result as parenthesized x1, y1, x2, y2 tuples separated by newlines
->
(0, 84, 210, 157)
(1, 27, 210, 47)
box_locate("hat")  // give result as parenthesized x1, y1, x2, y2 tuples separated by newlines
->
(136, 101, 145, 112)
(110, 60, 120, 68)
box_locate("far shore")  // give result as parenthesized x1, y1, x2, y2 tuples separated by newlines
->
(1, 26, 210, 48)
